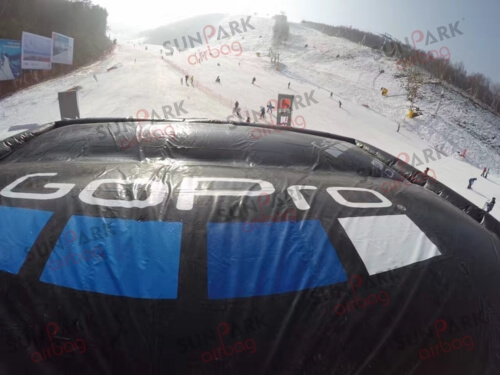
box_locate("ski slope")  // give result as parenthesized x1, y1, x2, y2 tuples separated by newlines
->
(0, 15, 499, 219)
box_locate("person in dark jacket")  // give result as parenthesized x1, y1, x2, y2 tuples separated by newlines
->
(485, 197, 496, 213)
(424, 167, 430, 175)
(481, 167, 487, 177)
(252, 77, 256, 85)
(467, 178, 477, 189)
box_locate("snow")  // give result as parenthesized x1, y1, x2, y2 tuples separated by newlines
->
(0, 15, 499, 219)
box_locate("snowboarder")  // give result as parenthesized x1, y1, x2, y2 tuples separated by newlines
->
(252, 77, 256, 85)
(481, 167, 487, 177)
(339, 100, 342, 108)
(424, 167, 430, 175)
(267, 102, 274, 115)
(485, 197, 496, 213)
(288, 82, 290, 89)
(485, 168, 490, 178)
(259, 106, 265, 119)
(246, 117, 251, 122)
(467, 178, 477, 189)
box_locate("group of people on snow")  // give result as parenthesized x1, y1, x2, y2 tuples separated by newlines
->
(467, 167, 496, 214)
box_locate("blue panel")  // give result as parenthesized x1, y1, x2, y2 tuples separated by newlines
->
(40, 216, 182, 299)
(0, 206, 53, 274)
(207, 220, 347, 299)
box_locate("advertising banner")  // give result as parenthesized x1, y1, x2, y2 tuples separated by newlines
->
(277, 94, 294, 127)
(0, 39, 22, 81)
(52, 32, 74, 65)
(21, 31, 52, 70)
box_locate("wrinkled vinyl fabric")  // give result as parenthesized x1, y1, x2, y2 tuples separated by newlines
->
(0, 120, 499, 375)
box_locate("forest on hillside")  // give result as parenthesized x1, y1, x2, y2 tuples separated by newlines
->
(302, 21, 500, 116)
(0, 0, 112, 98)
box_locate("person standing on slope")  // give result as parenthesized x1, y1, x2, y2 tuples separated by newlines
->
(185, 75, 189, 85)
(246, 117, 251, 122)
(190, 76, 194, 85)
(259, 106, 266, 119)
(330, 92, 333, 98)
(339, 100, 342, 108)
(252, 77, 256, 85)
(485, 168, 490, 178)
(424, 167, 430, 175)
(288, 82, 290, 89)
(467, 178, 477, 189)
(267, 101, 274, 115)
(481, 167, 487, 177)
(485, 197, 496, 213)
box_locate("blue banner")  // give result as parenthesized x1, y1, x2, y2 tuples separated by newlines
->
(0, 39, 22, 81)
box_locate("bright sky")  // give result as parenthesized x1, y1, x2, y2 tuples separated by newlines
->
(92, 0, 500, 84)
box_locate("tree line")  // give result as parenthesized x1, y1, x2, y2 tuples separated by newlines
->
(301, 21, 500, 116)
(0, 0, 113, 98)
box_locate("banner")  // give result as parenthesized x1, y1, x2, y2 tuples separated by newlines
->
(277, 94, 294, 127)
(21, 31, 52, 70)
(52, 32, 74, 65)
(0, 39, 21, 81)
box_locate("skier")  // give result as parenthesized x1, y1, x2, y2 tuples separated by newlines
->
(485, 168, 490, 178)
(259, 106, 265, 119)
(215, 76, 220, 83)
(190, 76, 194, 85)
(396, 123, 401, 132)
(467, 178, 477, 189)
(235, 101, 239, 109)
(246, 117, 251, 122)
(288, 82, 290, 89)
(424, 167, 430, 175)
(267, 101, 274, 115)
(330, 92, 333, 98)
(485, 197, 496, 213)
(481, 167, 487, 177)
(339, 100, 342, 108)
(252, 77, 256, 85)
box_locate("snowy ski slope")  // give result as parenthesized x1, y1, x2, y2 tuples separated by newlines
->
(0, 15, 499, 218)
